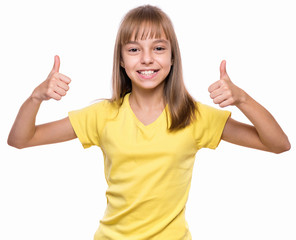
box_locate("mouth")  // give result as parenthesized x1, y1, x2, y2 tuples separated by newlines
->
(137, 70, 159, 78)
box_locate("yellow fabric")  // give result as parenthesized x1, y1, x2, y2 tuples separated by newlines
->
(68, 93, 231, 240)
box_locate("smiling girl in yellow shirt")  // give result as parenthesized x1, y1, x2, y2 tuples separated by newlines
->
(8, 5, 290, 240)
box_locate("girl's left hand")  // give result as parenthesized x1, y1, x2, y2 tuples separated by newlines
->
(208, 60, 246, 108)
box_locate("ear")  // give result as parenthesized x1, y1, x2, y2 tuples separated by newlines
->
(120, 59, 125, 68)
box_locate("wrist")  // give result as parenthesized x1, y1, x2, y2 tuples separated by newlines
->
(30, 92, 43, 105)
(235, 89, 250, 109)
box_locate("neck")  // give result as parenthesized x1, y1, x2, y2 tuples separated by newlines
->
(129, 85, 165, 111)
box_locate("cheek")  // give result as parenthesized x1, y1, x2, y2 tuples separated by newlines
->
(122, 61, 137, 80)
(156, 53, 172, 67)
(122, 56, 137, 71)
(159, 58, 173, 73)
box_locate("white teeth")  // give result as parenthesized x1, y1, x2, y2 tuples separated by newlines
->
(139, 70, 155, 75)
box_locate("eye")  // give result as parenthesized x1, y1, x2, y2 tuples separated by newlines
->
(128, 48, 139, 53)
(155, 46, 165, 51)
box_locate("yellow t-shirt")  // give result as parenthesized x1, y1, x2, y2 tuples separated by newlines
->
(68, 93, 231, 240)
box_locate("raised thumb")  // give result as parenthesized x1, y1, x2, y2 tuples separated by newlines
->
(52, 55, 60, 73)
(220, 60, 228, 79)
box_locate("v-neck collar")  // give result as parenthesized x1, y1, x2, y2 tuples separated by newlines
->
(124, 93, 167, 130)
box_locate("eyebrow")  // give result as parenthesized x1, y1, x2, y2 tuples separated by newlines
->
(126, 39, 169, 45)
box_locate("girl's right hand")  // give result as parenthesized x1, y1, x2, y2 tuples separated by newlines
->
(31, 55, 71, 102)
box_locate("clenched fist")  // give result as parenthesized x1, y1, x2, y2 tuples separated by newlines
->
(208, 60, 246, 108)
(31, 55, 71, 102)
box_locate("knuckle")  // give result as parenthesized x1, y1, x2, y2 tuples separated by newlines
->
(221, 80, 230, 87)
(54, 94, 62, 100)
(63, 84, 69, 91)
(48, 83, 56, 90)
(48, 78, 56, 86)
(46, 89, 52, 96)
(222, 85, 229, 91)
(219, 79, 225, 85)
(53, 72, 59, 78)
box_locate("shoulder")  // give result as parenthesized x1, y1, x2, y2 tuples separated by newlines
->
(194, 101, 231, 123)
(194, 101, 219, 116)
(191, 101, 231, 149)
(79, 99, 119, 113)
(68, 98, 120, 121)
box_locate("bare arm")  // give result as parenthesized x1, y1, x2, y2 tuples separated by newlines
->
(7, 55, 77, 149)
(208, 60, 291, 154)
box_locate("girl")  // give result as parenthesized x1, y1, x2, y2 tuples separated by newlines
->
(8, 5, 290, 240)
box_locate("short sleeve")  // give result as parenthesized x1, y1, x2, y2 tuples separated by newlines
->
(193, 102, 231, 150)
(68, 101, 106, 149)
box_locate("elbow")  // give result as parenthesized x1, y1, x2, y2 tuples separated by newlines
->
(272, 140, 291, 154)
(7, 137, 25, 149)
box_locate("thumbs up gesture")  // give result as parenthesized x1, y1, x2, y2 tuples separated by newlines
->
(31, 55, 71, 102)
(208, 60, 246, 108)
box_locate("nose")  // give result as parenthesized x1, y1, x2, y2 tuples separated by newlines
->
(141, 49, 154, 65)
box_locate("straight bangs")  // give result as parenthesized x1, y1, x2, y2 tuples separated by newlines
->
(120, 21, 169, 45)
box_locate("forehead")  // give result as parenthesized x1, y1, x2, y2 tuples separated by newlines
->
(121, 22, 169, 45)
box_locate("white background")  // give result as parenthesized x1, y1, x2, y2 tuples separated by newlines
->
(1, 0, 295, 239)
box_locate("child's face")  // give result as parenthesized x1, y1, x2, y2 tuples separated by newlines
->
(121, 33, 172, 92)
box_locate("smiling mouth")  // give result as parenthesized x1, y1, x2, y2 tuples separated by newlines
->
(137, 70, 159, 76)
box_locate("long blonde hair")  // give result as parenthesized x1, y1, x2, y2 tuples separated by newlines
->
(110, 5, 197, 131)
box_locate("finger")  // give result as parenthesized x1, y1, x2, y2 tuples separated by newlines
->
(220, 60, 228, 79)
(47, 90, 62, 101)
(219, 98, 233, 108)
(51, 55, 60, 73)
(57, 80, 70, 91)
(54, 86, 67, 97)
(210, 88, 223, 99)
(58, 73, 71, 84)
(213, 94, 227, 105)
(208, 80, 221, 93)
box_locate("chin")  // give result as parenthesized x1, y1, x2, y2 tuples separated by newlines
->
(135, 81, 164, 91)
